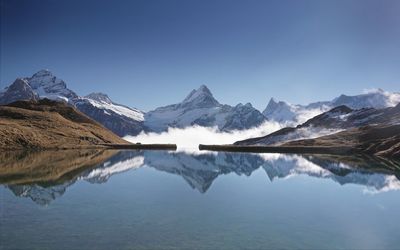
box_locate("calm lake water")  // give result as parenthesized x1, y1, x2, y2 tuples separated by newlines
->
(1, 149, 400, 250)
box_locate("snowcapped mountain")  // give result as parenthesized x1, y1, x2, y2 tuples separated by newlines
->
(332, 89, 400, 109)
(75, 93, 145, 136)
(0, 70, 145, 136)
(263, 89, 400, 124)
(3, 69, 399, 137)
(236, 103, 400, 146)
(262, 98, 331, 124)
(144, 85, 267, 132)
(24, 69, 79, 102)
(0, 78, 38, 105)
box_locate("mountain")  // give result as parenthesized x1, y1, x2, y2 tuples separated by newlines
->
(331, 89, 400, 109)
(2, 71, 266, 135)
(0, 78, 38, 105)
(0, 70, 145, 136)
(263, 89, 400, 124)
(283, 123, 400, 158)
(236, 103, 400, 146)
(262, 98, 330, 124)
(144, 85, 267, 132)
(74, 93, 145, 136)
(0, 99, 128, 150)
(23, 69, 79, 102)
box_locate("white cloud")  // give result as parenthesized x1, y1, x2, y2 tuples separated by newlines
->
(124, 121, 284, 153)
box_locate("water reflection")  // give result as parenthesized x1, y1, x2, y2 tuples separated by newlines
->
(1, 149, 400, 205)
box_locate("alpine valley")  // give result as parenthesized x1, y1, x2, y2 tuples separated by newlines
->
(1, 70, 399, 138)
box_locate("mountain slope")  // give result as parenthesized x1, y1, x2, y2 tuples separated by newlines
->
(144, 85, 267, 132)
(74, 93, 145, 136)
(0, 99, 128, 150)
(0, 70, 146, 136)
(262, 98, 330, 124)
(263, 89, 400, 124)
(236, 104, 400, 146)
(0, 79, 38, 105)
(24, 69, 79, 102)
(283, 124, 400, 158)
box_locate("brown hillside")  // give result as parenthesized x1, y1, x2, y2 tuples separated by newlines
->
(0, 99, 129, 150)
(283, 124, 400, 158)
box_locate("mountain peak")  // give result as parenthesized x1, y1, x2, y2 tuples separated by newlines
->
(85, 92, 112, 103)
(269, 97, 277, 103)
(198, 84, 211, 93)
(9, 78, 30, 89)
(235, 102, 253, 108)
(32, 69, 52, 77)
(265, 97, 290, 111)
(183, 85, 212, 101)
(181, 85, 219, 108)
(28, 69, 65, 89)
(0, 78, 38, 105)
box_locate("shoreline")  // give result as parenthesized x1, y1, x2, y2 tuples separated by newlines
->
(0, 143, 177, 151)
(199, 144, 357, 155)
(103, 143, 177, 150)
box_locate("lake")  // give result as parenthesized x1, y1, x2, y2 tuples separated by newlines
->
(1, 149, 400, 250)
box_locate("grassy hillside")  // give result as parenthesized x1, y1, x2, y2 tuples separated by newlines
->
(0, 99, 129, 150)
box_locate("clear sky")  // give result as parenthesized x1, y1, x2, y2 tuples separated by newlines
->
(1, 0, 399, 111)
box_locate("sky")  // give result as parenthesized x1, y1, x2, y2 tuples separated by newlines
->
(1, 0, 400, 111)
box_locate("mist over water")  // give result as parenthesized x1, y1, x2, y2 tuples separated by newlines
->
(124, 121, 284, 152)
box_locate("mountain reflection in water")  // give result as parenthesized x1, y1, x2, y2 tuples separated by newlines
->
(1, 149, 399, 205)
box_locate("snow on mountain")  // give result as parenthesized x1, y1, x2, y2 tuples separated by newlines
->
(83, 93, 144, 121)
(0, 70, 76, 104)
(75, 92, 146, 136)
(262, 98, 331, 125)
(263, 89, 400, 124)
(236, 104, 400, 146)
(332, 88, 400, 109)
(24, 69, 78, 102)
(144, 85, 267, 132)
(3, 69, 399, 137)
(0, 70, 146, 136)
(0, 78, 38, 105)
(262, 98, 297, 122)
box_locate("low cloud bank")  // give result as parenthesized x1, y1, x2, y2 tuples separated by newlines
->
(362, 88, 400, 107)
(124, 121, 284, 152)
(296, 108, 328, 124)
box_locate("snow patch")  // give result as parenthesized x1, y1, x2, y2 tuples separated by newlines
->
(86, 99, 144, 121)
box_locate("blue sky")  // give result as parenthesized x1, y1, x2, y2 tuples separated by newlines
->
(1, 0, 399, 111)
